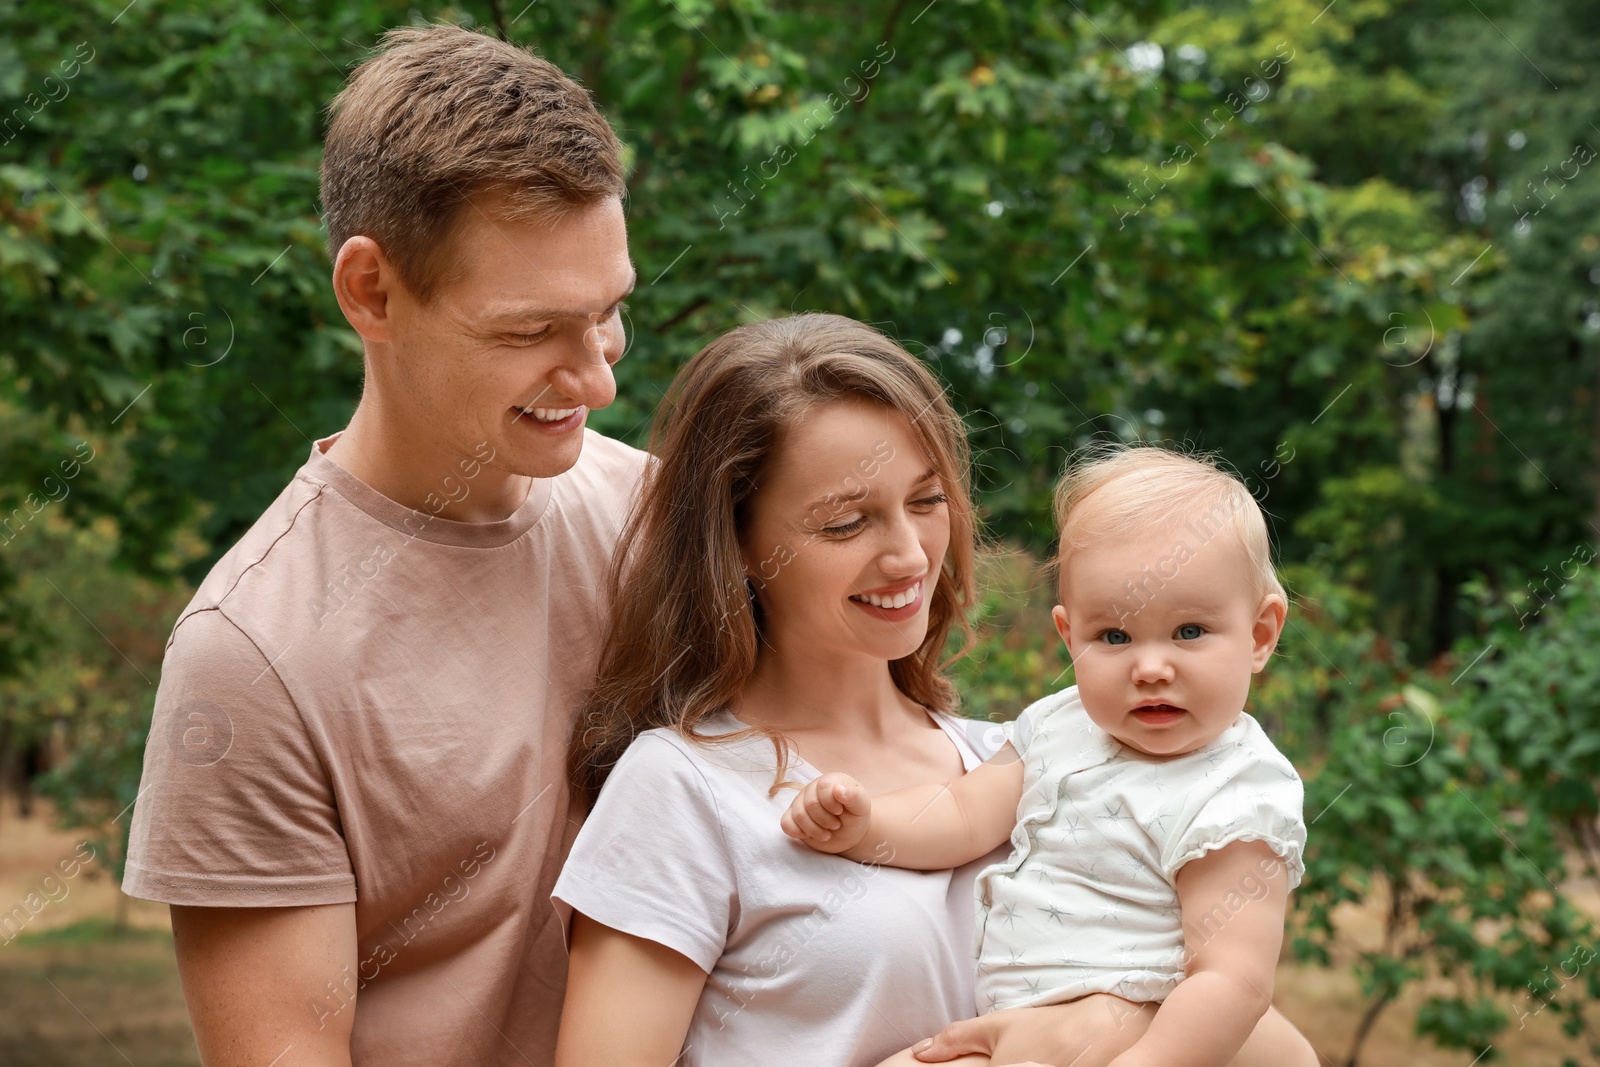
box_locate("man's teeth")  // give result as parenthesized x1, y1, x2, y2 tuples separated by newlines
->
(852, 582, 922, 610)
(519, 406, 580, 422)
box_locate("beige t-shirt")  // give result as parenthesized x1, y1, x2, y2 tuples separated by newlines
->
(124, 428, 647, 1066)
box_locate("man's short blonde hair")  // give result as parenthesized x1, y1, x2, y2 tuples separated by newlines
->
(320, 25, 626, 303)
(1052, 444, 1286, 603)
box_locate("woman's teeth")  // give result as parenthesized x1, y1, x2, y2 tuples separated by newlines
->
(851, 582, 922, 610)
(519, 406, 579, 422)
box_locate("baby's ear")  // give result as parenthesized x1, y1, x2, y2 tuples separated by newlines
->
(1051, 604, 1071, 647)
(1251, 593, 1288, 670)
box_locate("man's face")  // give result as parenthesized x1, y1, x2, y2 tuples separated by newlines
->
(381, 195, 635, 480)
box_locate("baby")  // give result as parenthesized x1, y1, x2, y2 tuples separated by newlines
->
(783, 446, 1308, 1067)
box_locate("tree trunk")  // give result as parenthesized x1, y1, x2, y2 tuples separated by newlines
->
(1431, 355, 1460, 656)
(1591, 335, 1600, 544)
(1343, 987, 1395, 1067)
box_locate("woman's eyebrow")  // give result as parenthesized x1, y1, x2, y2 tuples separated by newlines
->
(799, 466, 941, 517)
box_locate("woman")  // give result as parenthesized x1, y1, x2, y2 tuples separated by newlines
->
(553, 314, 1307, 1066)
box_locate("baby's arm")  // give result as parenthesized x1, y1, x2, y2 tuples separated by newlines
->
(780, 743, 1024, 869)
(1107, 839, 1293, 1067)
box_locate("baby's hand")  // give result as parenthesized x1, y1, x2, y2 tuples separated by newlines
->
(781, 772, 871, 854)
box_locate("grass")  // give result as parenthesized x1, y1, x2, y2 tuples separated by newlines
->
(0, 919, 199, 1066)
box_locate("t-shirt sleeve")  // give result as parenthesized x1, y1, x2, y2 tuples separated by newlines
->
(122, 608, 355, 906)
(551, 733, 737, 973)
(1159, 745, 1306, 889)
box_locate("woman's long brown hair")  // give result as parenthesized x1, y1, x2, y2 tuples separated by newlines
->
(568, 314, 978, 807)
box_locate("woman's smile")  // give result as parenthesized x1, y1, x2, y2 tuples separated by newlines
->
(848, 576, 928, 618)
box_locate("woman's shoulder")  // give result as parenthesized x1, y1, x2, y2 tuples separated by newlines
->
(608, 714, 777, 791)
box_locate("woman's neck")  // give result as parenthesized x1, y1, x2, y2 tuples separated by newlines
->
(735, 644, 918, 740)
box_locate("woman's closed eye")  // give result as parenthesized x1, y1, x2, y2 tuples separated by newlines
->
(912, 490, 949, 509)
(820, 514, 867, 535)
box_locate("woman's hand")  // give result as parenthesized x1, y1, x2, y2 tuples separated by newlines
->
(913, 997, 1153, 1066)
(781, 771, 871, 854)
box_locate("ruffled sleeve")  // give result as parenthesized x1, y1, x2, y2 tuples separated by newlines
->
(1158, 738, 1306, 889)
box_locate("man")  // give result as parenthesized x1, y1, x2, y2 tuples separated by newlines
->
(124, 25, 643, 1066)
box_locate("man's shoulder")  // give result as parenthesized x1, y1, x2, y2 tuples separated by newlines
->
(559, 429, 648, 495)
(171, 464, 333, 645)
(542, 429, 648, 538)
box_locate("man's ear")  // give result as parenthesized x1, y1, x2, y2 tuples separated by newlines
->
(1251, 593, 1288, 671)
(332, 235, 398, 344)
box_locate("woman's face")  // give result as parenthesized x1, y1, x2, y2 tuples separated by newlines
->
(741, 400, 951, 667)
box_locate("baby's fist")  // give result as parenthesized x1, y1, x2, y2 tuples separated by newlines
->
(781, 772, 871, 854)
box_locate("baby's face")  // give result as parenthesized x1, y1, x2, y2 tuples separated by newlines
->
(1053, 524, 1285, 759)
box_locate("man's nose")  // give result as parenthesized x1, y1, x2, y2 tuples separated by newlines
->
(550, 321, 622, 410)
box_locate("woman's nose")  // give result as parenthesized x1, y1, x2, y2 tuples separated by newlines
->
(878, 509, 930, 577)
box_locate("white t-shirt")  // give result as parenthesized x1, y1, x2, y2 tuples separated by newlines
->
(974, 687, 1305, 1012)
(552, 709, 1008, 1067)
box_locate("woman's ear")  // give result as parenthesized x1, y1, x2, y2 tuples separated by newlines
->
(1251, 593, 1288, 671)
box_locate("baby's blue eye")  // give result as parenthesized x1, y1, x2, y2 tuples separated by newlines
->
(1176, 623, 1205, 640)
(1102, 630, 1131, 645)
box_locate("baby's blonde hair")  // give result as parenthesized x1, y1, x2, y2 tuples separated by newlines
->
(1052, 444, 1286, 604)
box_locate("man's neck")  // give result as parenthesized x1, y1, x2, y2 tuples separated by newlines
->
(325, 401, 531, 523)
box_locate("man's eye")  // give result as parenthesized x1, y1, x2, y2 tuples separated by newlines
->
(1176, 623, 1205, 640)
(506, 329, 551, 346)
(1101, 630, 1131, 645)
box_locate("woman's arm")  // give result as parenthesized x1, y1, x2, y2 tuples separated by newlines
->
(555, 913, 709, 1067)
(782, 743, 1025, 869)
(1107, 840, 1292, 1067)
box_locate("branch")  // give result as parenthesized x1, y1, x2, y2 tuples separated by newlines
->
(654, 296, 711, 333)
(853, 0, 910, 114)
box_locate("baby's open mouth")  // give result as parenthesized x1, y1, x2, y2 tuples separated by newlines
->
(1131, 704, 1186, 722)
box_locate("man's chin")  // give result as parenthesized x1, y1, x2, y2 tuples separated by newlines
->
(501, 410, 589, 478)
(508, 438, 587, 482)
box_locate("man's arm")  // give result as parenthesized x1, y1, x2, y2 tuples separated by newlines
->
(171, 902, 358, 1067)
(782, 743, 1025, 869)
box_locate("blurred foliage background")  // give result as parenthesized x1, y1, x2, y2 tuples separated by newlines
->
(3, 0, 1599, 1062)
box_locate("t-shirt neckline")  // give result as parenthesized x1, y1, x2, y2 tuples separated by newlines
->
(708, 707, 984, 779)
(305, 431, 555, 549)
